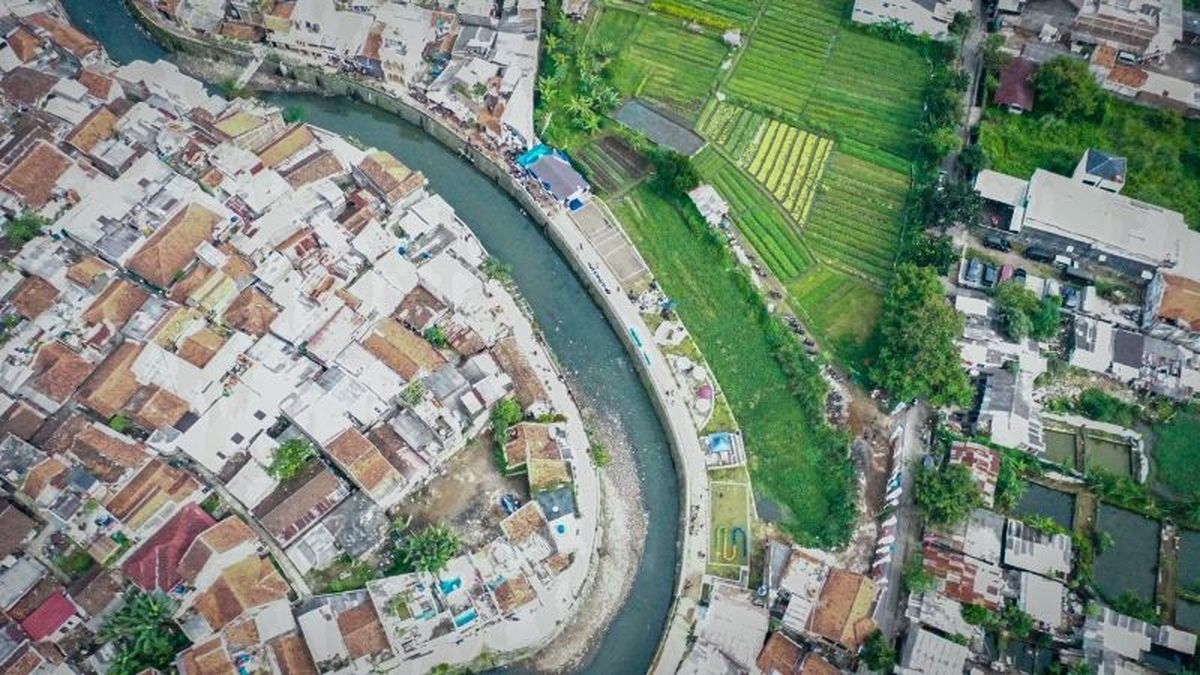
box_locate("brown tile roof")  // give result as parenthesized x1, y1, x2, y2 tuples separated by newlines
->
(8, 275, 59, 320)
(255, 468, 347, 546)
(0, 401, 45, 440)
(257, 124, 315, 170)
(176, 328, 227, 367)
(26, 341, 96, 405)
(500, 501, 546, 542)
(23, 13, 99, 59)
(394, 285, 446, 331)
(67, 569, 122, 617)
(1092, 44, 1118, 68)
(66, 256, 113, 289)
(809, 569, 876, 649)
(217, 243, 255, 280)
(1107, 64, 1149, 88)
(268, 632, 318, 675)
(127, 203, 222, 288)
(221, 286, 279, 337)
(82, 278, 150, 330)
(282, 148, 343, 189)
(0, 67, 56, 106)
(445, 320, 486, 356)
(1158, 273, 1200, 331)
(493, 575, 536, 613)
(325, 428, 404, 497)
(68, 423, 148, 484)
(994, 58, 1037, 112)
(8, 576, 63, 622)
(357, 150, 425, 205)
(0, 140, 71, 208)
(800, 654, 840, 675)
(76, 68, 115, 101)
(0, 500, 36, 559)
(7, 28, 41, 63)
(193, 556, 290, 632)
(363, 318, 446, 380)
(20, 456, 66, 502)
(178, 635, 235, 675)
(503, 423, 557, 470)
(104, 459, 200, 528)
(336, 601, 390, 660)
(365, 424, 428, 482)
(168, 264, 214, 304)
(178, 517, 256, 585)
(491, 337, 547, 409)
(756, 631, 804, 675)
(77, 341, 142, 419)
(65, 106, 118, 154)
(126, 384, 191, 430)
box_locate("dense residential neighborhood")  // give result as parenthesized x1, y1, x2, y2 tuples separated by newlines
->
(0, 0, 1199, 671)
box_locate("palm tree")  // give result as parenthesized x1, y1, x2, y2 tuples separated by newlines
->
(544, 33, 560, 54)
(594, 85, 620, 111)
(566, 95, 593, 119)
(581, 111, 601, 134)
(551, 51, 571, 75)
(536, 76, 558, 102)
(102, 591, 187, 675)
(578, 71, 601, 95)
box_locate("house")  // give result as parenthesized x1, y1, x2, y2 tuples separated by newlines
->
(1084, 606, 1198, 669)
(948, 442, 1001, 509)
(296, 590, 392, 672)
(502, 423, 560, 474)
(177, 517, 261, 592)
(181, 555, 291, 638)
(125, 202, 223, 289)
(353, 150, 426, 209)
(994, 58, 1037, 113)
(252, 467, 349, 547)
(974, 159, 1192, 279)
(0, 139, 72, 211)
(755, 631, 805, 675)
(1070, 0, 1183, 61)
(323, 428, 406, 509)
(975, 367, 1044, 453)
(6, 275, 58, 320)
(0, 501, 36, 561)
(524, 148, 589, 211)
(1018, 572, 1066, 631)
(851, 0, 974, 38)
(121, 502, 217, 593)
(1073, 148, 1127, 193)
(103, 459, 202, 535)
(921, 541, 1004, 610)
(19, 591, 79, 643)
(683, 581, 768, 673)
(1004, 519, 1073, 579)
(807, 569, 877, 649)
(688, 184, 729, 228)
(1141, 271, 1200, 349)
(896, 627, 970, 674)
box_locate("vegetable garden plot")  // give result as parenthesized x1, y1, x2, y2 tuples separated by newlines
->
(618, 18, 729, 123)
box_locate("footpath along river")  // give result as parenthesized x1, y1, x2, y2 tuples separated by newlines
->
(62, 1, 680, 671)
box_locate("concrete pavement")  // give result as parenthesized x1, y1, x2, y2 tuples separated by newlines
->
(873, 403, 929, 638)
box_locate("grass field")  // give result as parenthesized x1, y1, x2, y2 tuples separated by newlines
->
(709, 480, 751, 572)
(614, 184, 848, 543)
(1152, 413, 1200, 500)
(592, 8, 728, 123)
(650, 0, 762, 27)
(788, 266, 883, 367)
(980, 105, 1200, 227)
(693, 146, 813, 281)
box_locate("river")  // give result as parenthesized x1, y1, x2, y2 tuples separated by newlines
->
(62, 1, 680, 672)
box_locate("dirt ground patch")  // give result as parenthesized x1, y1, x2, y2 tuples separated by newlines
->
(403, 436, 529, 548)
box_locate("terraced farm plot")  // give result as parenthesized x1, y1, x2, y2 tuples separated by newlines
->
(697, 99, 765, 163)
(575, 135, 650, 194)
(725, 0, 843, 114)
(650, 0, 762, 27)
(805, 151, 908, 282)
(744, 120, 833, 225)
(597, 10, 729, 123)
(788, 266, 883, 363)
(693, 146, 812, 281)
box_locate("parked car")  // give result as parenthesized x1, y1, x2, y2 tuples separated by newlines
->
(982, 263, 999, 287)
(999, 264, 1014, 283)
(965, 258, 983, 284)
(1025, 246, 1054, 263)
(983, 234, 1011, 252)
(501, 494, 521, 515)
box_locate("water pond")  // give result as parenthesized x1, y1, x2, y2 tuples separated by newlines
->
(1094, 504, 1160, 603)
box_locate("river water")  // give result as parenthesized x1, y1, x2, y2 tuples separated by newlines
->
(62, 1, 679, 671)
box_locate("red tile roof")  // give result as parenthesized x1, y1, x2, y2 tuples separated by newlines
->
(121, 503, 217, 592)
(8, 275, 59, 319)
(0, 139, 71, 209)
(19, 591, 75, 641)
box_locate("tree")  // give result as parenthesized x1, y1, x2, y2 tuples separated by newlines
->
(1002, 604, 1034, 638)
(267, 438, 316, 481)
(491, 397, 524, 445)
(398, 524, 460, 573)
(423, 325, 449, 348)
(648, 148, 699, 196)
(961, 603, 994, 626)
(102, 591, 189, 675)
(902, 555, 937, 593)
(995, 281, 1060, 341)
(926, 181, 982, 230)
(1035, 56, 1106, 120)
(915, 463, 982, 527)
(981, 33, 1011, 77)
(907, 232, 957, 274)
(872, 264, 972, 407)
(922, 124, 961, 159)
(959, 143, 989, 177)
(949, 11, 973, 38)
(860, 629, 896, 671)
(4, 212, 48, 247)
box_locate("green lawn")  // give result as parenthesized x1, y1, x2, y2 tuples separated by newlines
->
(709, 481, 751, 569)
(980, 104, 1200, 227)
(788, 266, 883, 371)
(1152, 413, 1200, 499)
(614, 184, 851, 545)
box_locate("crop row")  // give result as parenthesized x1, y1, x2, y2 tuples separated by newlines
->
(742, 120, 832, 226)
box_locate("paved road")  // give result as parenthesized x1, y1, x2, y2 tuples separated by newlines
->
(873, 402, 930, 638)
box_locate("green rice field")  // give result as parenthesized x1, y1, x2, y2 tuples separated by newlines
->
(788, 266, 884, 363)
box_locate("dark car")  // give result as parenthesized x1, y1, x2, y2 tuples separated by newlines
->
(982, 263, 999, 287)
(1025, 246, 1054, 263)
(965, 258, 983, 284)
(1062, 286, 1080, 309)
(983, 234, 1011, 252)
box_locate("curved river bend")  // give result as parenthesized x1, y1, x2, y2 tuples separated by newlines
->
(63, 1, 679, 672)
